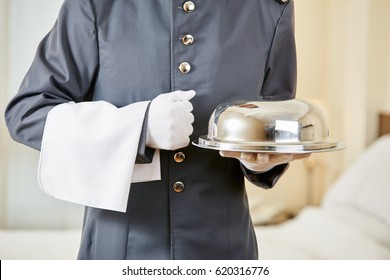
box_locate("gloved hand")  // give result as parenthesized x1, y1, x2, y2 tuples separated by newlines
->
(146, 90, 196, 150)
(219, 151, 310, 172)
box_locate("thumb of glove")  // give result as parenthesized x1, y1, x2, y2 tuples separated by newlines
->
(165, 90, 196, 102)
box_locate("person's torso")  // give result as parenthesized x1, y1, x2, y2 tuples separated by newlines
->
(89, 0, 286, 137)
(78, 0, 289, 260)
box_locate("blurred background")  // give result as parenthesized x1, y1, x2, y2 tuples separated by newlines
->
(1, 0, 390, 259)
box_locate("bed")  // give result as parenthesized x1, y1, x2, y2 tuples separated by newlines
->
(0, 229, 81, 260)
(254, 133, 390, 259)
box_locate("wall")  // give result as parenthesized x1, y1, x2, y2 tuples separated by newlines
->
(323, 0, 390, 184)
(367, 0, 390, 130)
(249, 0, 390, 211)
(1, 0, 84, 229)
(0, 0, 10, 228)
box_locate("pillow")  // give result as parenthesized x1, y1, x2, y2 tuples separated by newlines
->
(322, 135, 390, 227)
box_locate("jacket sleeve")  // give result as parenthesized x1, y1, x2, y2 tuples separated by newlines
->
(135, 104, 156, 164)
(241, 163, 289, 189)
(4, 0, 99, 151)
(260, 0, 296, 101)
(246, 0, 296, 188)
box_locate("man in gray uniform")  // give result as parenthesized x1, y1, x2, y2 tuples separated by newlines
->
(5, 0, 302, 259)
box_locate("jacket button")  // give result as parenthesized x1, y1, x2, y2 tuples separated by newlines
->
(174, 152, 186, 163)
(178, 62, 191, 74)
(181, 34, 194, 46)
(183, 1, 195, 13)
(173, 181, 185, 193)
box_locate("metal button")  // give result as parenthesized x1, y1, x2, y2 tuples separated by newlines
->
(173, 181, 185, 193)
(181, 34, 194, 46)
(174, 152, 186, 163)
(183, 1, 195, 13)
(178, 62, 191, 74)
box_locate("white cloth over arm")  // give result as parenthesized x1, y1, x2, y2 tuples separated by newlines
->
(38, 100, 161, 213)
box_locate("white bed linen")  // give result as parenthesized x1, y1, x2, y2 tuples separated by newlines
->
(322, 135, 390, 227)
(255, 206, 390, 260)
(0, 230, 81, 260)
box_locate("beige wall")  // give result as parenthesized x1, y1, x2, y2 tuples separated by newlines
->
(0, 0, 10, 228)
(249, 0, 390, 211)
(296, 0, 389, 161)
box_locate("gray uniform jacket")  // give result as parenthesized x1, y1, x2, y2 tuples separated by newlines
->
(5, 0, 296, 259)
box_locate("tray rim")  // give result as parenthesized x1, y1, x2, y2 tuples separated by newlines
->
(192, 136, 346, 154)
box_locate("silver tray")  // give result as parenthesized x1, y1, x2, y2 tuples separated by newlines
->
(192, 136, 346, 154)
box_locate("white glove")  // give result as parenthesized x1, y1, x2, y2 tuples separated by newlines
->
(219, 151, 310, 172)
(146, 90, 196, 150)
